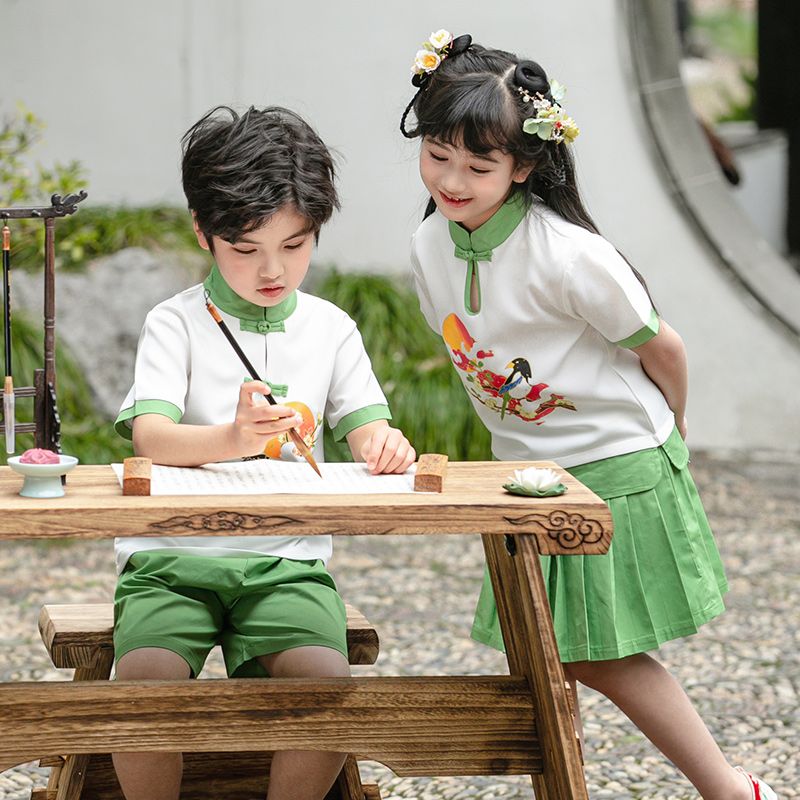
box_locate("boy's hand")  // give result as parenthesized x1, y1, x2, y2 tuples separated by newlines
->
(230, 381, 303, 457)
(359, 425, 416, 474)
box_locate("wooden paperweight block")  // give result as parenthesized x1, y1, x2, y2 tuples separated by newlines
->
(122, 457, 152, 496)
(414, 453, 448, 493)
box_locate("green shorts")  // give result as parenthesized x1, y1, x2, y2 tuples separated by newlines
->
(114, 551, 348, 678)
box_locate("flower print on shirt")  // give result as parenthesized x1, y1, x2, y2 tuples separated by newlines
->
(442, 313, 577, 424)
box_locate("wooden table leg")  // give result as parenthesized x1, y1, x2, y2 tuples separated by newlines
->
(482, 534, 588, 800)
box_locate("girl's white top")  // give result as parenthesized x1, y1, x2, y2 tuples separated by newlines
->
(410, 200, 674, 468)
(114, 284, 390, 573)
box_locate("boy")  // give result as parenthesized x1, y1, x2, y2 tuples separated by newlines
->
(112, 105, 415, 800)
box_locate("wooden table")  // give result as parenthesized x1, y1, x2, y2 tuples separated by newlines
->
(0, 462, 612, 800)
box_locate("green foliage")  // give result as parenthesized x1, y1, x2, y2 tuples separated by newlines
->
(315, 269, 491, 462)
(0, 103, 88, 267)
(691, 6, 757, 124)
(692, 7, 756, 61)
(715, 67, 757, 123)
(8, 203, 198, 274)
(1, 312, 131, 465)
(17, 205, 198, 272)
(1, 104, 197, 273)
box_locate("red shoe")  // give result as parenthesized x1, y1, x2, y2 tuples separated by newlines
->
(736, 766, 778, 800)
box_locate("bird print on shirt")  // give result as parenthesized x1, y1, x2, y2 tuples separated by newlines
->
(498, 358, 532, 420)
(441, 313, 577, 424)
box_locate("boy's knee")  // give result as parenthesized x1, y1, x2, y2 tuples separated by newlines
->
(116, 647, 192, 680)
(259, 646, 351, 679)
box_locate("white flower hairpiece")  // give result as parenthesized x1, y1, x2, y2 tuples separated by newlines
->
(411, 29, 454, 79)
(519, 80, 579, 144)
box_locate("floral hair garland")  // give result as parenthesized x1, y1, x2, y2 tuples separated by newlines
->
(411, 29, 455, 85)
(408, 29, 578, 144)
(519, 80, 580, 144)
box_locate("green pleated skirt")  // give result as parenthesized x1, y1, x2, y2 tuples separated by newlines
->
(471, 428, 728, 662)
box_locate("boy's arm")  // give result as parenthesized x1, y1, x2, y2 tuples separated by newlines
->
(132, 381, 303, 466)
(345, 420, 416, 474)
(632, 319, 688, 438)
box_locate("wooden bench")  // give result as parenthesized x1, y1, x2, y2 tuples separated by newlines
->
(32, 603, 382, 800)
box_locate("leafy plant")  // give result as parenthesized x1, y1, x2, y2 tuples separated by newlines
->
(691, 6, 757, 124)
(692, 7, 756, 61)
(716, 67, 757, 123)
(0, 103, 88, 269)
(24, 205, 198, 272)
(1, 312, 131, 465)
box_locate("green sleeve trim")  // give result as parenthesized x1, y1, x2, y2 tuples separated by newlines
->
(114, 400, 183, 440)
(331, 404, 392, 441)
(615, 308, 660, 348)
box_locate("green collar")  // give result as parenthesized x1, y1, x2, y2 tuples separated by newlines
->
(203, 263, 297, 333)
(448, 191, 529, 315)
(448, 190, 529, 264)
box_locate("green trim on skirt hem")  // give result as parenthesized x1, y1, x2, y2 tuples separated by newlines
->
(471, 429, 729, 662)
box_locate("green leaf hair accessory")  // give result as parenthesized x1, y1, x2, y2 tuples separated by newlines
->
(503, 466, 567, 497)
(519, 81, 580, 144)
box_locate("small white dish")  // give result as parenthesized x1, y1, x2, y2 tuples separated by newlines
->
(7, 454, 79, 498)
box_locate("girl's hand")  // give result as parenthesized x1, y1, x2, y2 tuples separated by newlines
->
(230, 381, 303, 457)
(678, 416, 688, 440)
(358, 425, 416, 474)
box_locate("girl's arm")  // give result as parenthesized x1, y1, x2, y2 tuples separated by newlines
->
(632, 320, 689, 438)
(131, 381, 303, 466)
(346, 420, 416, 474)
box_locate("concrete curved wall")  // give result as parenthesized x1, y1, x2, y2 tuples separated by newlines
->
(2, 0, 798, 450)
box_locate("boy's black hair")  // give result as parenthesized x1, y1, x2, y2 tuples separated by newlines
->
(181, 105, 339, 244)
(400, 42, 653, 298)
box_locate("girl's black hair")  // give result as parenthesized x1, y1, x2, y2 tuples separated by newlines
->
(401, 41, 653, 299)
(181, 105, 339, 245)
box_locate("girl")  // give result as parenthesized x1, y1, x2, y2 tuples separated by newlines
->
(400, 31, 777, 800)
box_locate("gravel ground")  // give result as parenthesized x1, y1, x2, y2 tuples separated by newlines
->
(1, 449, 798, 799)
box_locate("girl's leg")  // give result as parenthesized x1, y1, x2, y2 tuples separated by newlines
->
(564, 654, 752, 800)
(567, 677, 584, 744)
(258, 645, 351, 800)
(112, 647, 191, 800)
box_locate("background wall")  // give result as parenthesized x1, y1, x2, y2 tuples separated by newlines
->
(2, 0, 799, 450)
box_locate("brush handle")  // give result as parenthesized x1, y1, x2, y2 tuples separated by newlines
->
(205, 298, 278, 405)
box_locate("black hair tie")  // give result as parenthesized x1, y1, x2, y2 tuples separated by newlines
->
(449, 34, 472, 56)
(514, 60, 552, 103)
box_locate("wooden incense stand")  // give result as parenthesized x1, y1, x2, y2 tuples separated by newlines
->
(0, 192, 87, 454)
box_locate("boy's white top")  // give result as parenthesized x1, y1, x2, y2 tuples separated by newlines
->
(410, 194, 674, 468)
(114, 266, 390, 573)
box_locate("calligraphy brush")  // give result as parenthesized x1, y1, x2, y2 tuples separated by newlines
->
(2, 223, 14, 454)
(204, 293, 322, 477)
